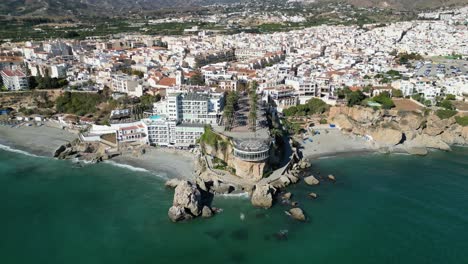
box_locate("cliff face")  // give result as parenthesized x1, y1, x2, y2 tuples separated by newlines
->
(329, 106, 468, 153)
(202, 135, 266, 182)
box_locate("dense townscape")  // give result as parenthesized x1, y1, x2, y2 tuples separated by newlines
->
(1, 4, 468, 220)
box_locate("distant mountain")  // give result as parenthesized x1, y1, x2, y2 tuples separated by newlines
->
(0, 0, 238, 17)
(335, 0, 468, 10)
(1, 0, 467, 17)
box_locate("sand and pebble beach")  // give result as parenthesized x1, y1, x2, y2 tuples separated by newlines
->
(296, 127, 378, 159)
(0, 124, 196, 179)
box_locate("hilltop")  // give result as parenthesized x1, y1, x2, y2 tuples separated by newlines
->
(1, 0, 467, 18)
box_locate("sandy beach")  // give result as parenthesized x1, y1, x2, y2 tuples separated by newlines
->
(112, 148, 196, 180)
(297, 127, 378, 159)
(0, 124, 78, 156)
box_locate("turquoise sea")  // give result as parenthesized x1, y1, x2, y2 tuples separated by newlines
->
(0, 145, 467, 264)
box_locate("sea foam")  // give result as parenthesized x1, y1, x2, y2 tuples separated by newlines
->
(0, 143, 43, 158)
(104, 160, 168, 180)
(217, 192, 250, 199)
(104, 160, 151, 173)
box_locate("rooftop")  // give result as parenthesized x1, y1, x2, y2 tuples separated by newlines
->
(183, 92, 209, 101)
(1, 70, 26, 77)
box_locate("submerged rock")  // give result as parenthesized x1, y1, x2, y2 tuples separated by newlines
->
(168, 206, 191, 222)
(202, 205, 213, 218)
(274, 230, 289, 241)
(406, 147, 428, 156)
(304, 175, 320, 186)
(288, 207, 306, 221)
(282, 192, 292, 200)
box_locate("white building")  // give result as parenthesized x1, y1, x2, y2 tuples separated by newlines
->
(1, 70, 28, 91)
(146, 91, 224, 147)
(50, 64, 67, 78)
(111, 74, 139, 94)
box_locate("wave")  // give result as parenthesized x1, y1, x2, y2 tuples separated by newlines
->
(317, 155, 337, 160)
(104, 160, 151, 173)
(0, 143, 43, 158)
(104, 160, 168, 180)
(217, 192, 250, 199)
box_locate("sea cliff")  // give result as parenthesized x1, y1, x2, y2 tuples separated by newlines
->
(329, 106, 468, 154)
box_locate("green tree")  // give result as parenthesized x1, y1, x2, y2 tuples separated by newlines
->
(283, 106, 297, 117)
(372, 92, 395, 109)
(223, 91, 238, 131)
(347, 90, 366, 107)
(445, 94, 456, 100)
(307, 98, 329, 114)
(439, 99, 454, 110)
(392, 89, 403, 98)
(189, 72, 205, 86)
(436, 109, 457, 119)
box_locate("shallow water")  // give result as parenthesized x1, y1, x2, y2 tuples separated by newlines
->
(0, 146, 467, 264)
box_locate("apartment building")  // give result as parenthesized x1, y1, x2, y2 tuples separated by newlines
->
(111, 74, 139, 94)
(145, 91, 224, 147)
(1, 70, 29, 91)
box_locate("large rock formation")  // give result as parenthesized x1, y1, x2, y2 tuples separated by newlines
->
(234, 159, 267, 182)
(251, 184, 276, 208)
(202, 133, 267, 181)
(369, 127, 403, 146)
(168, 181, 204, 222)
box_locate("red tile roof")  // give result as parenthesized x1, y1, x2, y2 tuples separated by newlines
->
(1, 69, 26, 77)
(158, 77, 176, 87)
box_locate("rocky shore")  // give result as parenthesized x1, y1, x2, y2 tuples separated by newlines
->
(329, 106, 468, 155)
(54, 139, 115, 163)
(166, 145, 324, 222)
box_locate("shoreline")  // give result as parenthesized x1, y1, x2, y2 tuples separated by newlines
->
(0, 125, 195, 180)
(0, 125, 78, 157)
(111, 148, 196, 180)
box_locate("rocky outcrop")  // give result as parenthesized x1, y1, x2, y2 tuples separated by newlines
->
(251, 184, 276, 208)
(288, 208, 306, 221)
(165, 179, 182, 189)
(329, 106, 467, 153)
(309, 192, 318, 199)
(168, 181, 215, 222)
(282, 192, 292, 200)
(202, 133, 267, 181)
(234, 158, 267, 182)
(304, 175, 320, 186)
(405, 147, 428, 156)
(270, 176, 291, 189)
(369, 127, 403, 146)
(409, 134, 451, 151)
(54, 140, 109, 162)
(287, 174, 299, 184)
